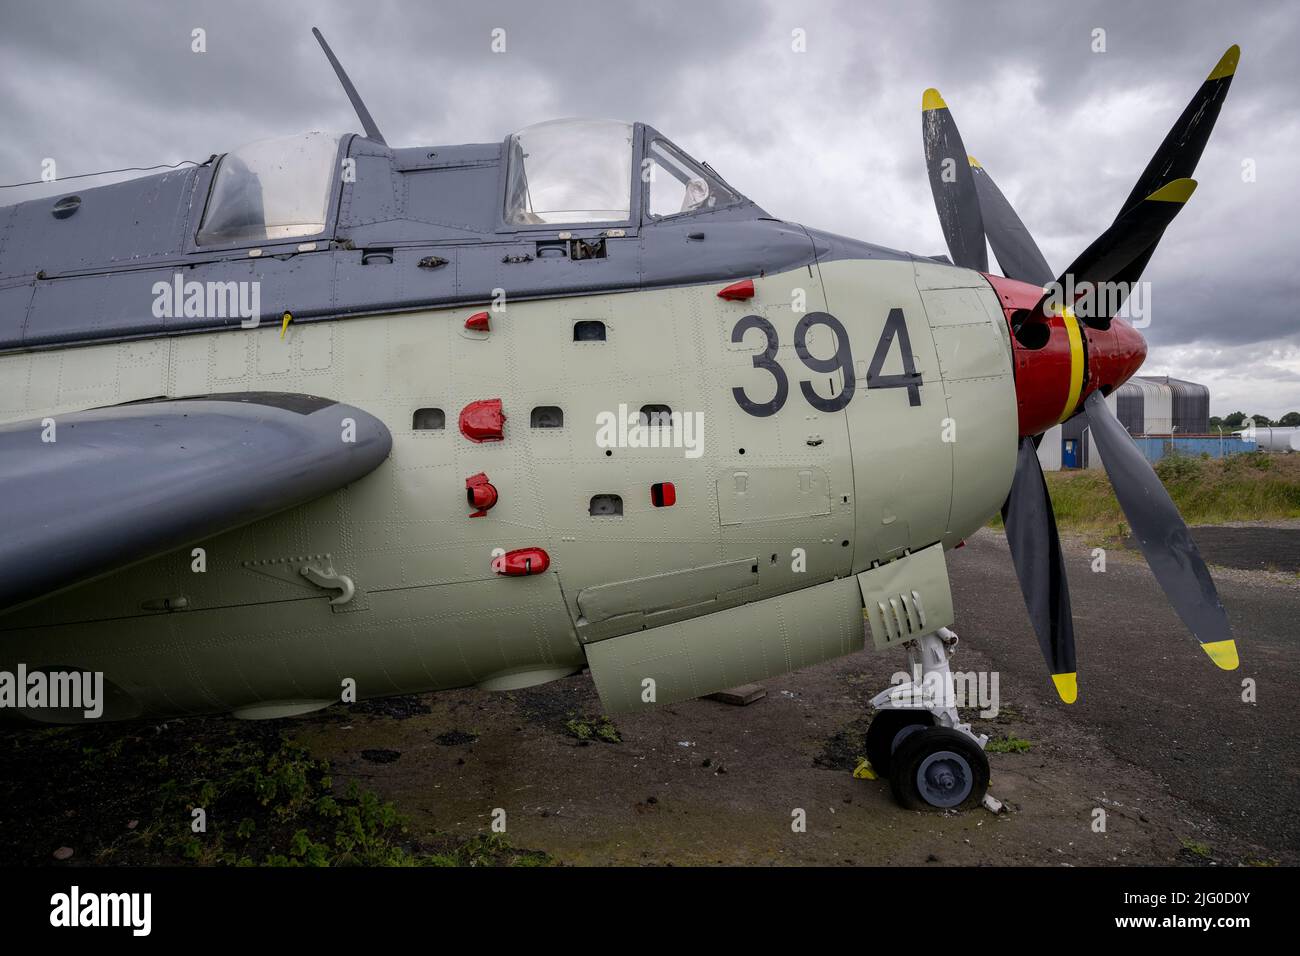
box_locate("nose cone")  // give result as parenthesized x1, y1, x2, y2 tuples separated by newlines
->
(1084, 318, 1147, 397)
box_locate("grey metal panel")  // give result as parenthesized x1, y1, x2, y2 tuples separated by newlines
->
(0, 393, 392, 612)
(641, 219, 826, 285)
(332, 246, 459, 315)
(390, 143, 502, 170)
(0, 283, 33, 349)
(24, 269, 182, 346)
(0, 169, 198, 280)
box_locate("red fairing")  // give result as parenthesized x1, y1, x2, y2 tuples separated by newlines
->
(981, 273, 1147, 437)
(465, 472, 498, 517)
(496, 547, 550, 576)
(459, 398, 505, 442)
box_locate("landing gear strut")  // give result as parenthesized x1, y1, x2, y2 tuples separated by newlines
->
(865, 628, 990, 811)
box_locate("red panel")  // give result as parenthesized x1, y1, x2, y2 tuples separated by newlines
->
(459, 398, 505, 442)
(651, 481, 676, 507)
(465, 472, 498, 517)
(496, 547, 550, 576)
(717, 279, 755, 301)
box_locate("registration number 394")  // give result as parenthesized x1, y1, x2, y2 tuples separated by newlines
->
(730, 308, 923, 417)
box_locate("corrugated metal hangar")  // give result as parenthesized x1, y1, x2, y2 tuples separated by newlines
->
(1039, 375, 1257, 470)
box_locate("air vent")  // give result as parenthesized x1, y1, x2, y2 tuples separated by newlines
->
(574, 321, 606, 342)
(589, 494, 623, 516)
(875, 590, 928, 643)
(412, 407, 445, 430)
(530, 406, 564, 428)
(639, 404, 672, 427)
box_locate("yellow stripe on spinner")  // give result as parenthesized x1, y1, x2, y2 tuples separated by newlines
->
(1052, 672, 1078, 704)
(922, 88, 947, 111)
(1207, 44, 1240, 82)
(1058, 306, 1085, 423)
(1202, 638, 1239, 670)
(1145, 178, 1198, 204)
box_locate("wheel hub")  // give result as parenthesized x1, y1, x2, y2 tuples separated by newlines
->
(916, 750, 973, 808)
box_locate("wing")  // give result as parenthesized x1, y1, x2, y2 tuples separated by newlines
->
(0, 392, 391, 612)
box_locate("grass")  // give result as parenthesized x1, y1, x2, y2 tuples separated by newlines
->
(1, 721, 551, 867)
(985, 735, 1033, 754)
(1038, 451, 1300, 535)
(563, 713, 622, 743)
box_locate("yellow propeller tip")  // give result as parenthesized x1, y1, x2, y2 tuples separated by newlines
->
(967, 154, 981, 168)
(1052, 672, 1078, 704)
(922, 88, 947, 111)
(1145, 178, 1197, 204)
(1207, 44, 1240, 81)
(1202, 639, 1239, 670)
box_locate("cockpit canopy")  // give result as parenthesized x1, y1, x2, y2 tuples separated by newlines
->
(192, 122, 746, 250)
(504, 119, 740, 226)
(197, 132, 342, 246)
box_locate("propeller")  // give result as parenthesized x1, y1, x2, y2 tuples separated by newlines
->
(922, 46, 1242, 700)
(921, 89, 987, 272)
(1001, 437, 1078, 702)
(968, 158, 1054, 287)
(1083, 391, 1236, 667)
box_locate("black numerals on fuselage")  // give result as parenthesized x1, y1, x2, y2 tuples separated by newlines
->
(865, 308, 923, 407)
(730, 314, 789, 418)
(794, 312, 855, 412)
(730, 308, 922, 417)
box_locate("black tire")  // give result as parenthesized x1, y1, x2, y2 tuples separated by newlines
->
(889, 727, 990, 812)
(864, 709, 935, 776)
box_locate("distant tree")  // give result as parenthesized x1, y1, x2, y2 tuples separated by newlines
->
(1221, 411, 1247, 429)
(1251, 414, 1272, 426)
(1278, 411, 1300, 427)
(1209, 416, 1223, 430)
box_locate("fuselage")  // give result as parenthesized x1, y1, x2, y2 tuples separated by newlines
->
(0, 121, 1139, 722)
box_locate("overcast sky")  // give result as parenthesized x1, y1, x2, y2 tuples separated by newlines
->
(2, 0, 1297, 417)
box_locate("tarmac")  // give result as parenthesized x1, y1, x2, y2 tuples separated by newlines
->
(291, 523, 1298, 866)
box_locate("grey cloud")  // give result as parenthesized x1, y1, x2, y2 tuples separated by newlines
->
(1, 0, 1297, 409)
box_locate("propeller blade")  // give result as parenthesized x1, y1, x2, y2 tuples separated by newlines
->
(968, 157, 1055, 287)
(1033, 178, 1197, 329)
(1083, 390, 1237, 669)
(1002, 437, 1078, 702)
(1116, 45, 1239, 222)
(1102, 44, 1240, 300)
(1028, 45, 1239, 329)
(922, 89, 988, 271)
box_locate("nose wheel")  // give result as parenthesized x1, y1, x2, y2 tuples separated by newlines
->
(863, 708, 935, 775)
(888, 726, 989, 811)
(865, 628, 991, 811)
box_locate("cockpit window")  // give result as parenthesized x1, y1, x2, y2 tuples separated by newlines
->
(197, 132, 342, 246)
(504, 119, 633, 225)
(645, 139, 739, 218)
